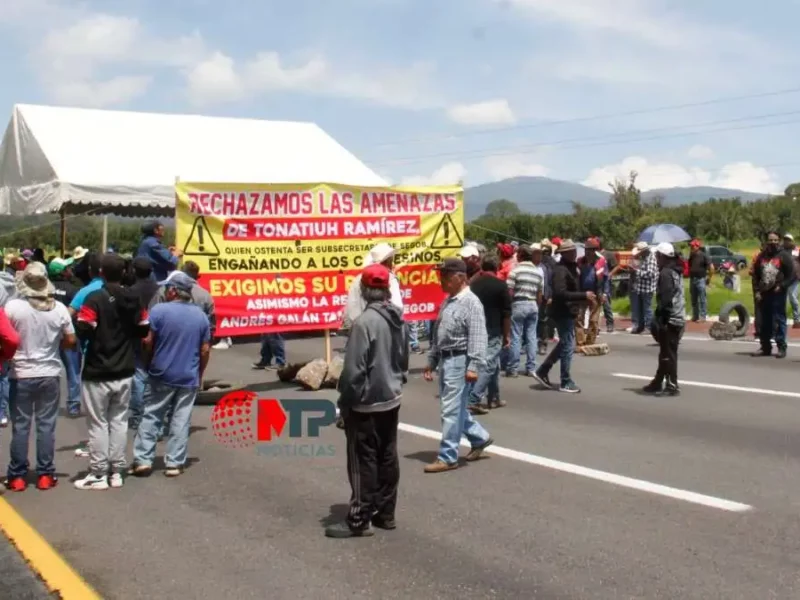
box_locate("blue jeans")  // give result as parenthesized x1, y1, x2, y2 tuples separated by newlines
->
(538, 316, 576, 387)
(407, 322, 420, 350)
(788, 281, 800, 323)
(630, 291, 653, 331)
(759, 291, 788, 352)
(259, 334, 286, 366)
(469, 336, 502, 404)
(437, 354, 490, 465)
(60, 348, 82, 412)
(129, 366, 148, 426)
(508, 301, 538, 374)
(133, 377, 199, 468)
(0, 362, 9, 421)
(7, 377, 60, 478)
(690, 277, 707, 321)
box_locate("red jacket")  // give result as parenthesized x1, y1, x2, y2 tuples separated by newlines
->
(0, 308, 20, 362)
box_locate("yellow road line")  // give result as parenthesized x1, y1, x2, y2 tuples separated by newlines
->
(0, 496, 101, 599)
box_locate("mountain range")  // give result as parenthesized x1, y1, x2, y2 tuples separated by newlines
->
(464, 176, 770, 220)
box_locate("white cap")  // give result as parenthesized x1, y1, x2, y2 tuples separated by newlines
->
(458, 245, 480, 259)
(364, 242, 395, 267)
(530, 243, 542, 251)
(785, 233, 794, 241)
(655, 242, 675, 257)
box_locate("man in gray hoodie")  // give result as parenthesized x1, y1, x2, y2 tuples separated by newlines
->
(326, 264, 409, 539)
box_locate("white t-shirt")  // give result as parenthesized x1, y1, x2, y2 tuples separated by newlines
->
(5, 299, 74, 379)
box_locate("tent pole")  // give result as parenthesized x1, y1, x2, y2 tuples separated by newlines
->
(59, 207, 67, 257)
(101, 215, 108, 252)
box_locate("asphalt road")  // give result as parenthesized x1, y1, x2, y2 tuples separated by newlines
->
(3, 330, 800, 599)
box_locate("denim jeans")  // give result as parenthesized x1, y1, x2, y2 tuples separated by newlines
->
(788, 281, 800, 323)
(469, 336, 502, 405)
(508, 301, 538, 374)
(407, 322, 420, 350)
(129, 366, 148, 426)
(7, 377, 60, 478)
(689, 277, 707, 321)
(759, 291, 788, 353)
(60, 348, 82, 412)
(133, 377, 199, 468)
(437, 354, 490, 465)
(0, 362, 9, 421)
(259, 334, 286, 366)
(538, 316, 576, 387)
(630, 292, 653, 331)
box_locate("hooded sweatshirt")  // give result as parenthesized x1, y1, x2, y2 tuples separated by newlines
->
(0, 271, 16, 307)
(655, 260, 686, 328)
(338, 302, 408, 413)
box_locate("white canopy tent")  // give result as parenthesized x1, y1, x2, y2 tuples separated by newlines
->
(0, 104, 386, 251)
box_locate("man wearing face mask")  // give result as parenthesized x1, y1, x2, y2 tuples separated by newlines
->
(752, 231, 794, 359)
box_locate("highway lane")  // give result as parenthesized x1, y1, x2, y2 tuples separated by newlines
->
(1, 333, 799, 599)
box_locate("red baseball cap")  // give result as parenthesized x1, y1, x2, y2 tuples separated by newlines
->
(361, 264, 391, 289)
(690, 238, 701, 248)
(551, 236, 563, 247)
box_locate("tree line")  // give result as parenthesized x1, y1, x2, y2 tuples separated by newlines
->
(464, 173, 800, 249)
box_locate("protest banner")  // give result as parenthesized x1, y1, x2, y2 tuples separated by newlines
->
(174, 182, 465, 336)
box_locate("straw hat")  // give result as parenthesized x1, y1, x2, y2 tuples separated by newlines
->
(363, 243, 395, 267)
(16, 262, 55, 310)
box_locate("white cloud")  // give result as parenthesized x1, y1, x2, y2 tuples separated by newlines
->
(581, 156, 781, 194)
(186, 49, 440, 109)
(447, 99, 516, 126)
(401, 162, 467, 186)
(687, 145, 715, 160)
(52, 76, 152, 108)
(484, 155, 549, 180)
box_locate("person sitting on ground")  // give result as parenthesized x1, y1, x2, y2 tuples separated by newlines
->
(5, 262, 76, 492)
(74, 254, 150, 491)
(131, 272, 210, 478)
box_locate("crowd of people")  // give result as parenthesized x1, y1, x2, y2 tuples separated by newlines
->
(327, 235, 689, 537)
(0, 221, 212, 491)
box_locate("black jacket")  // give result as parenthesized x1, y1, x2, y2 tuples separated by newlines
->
(655, 261, 686, 327)
(75, 283, 150, 381)
(550, 261, 586, 318)
(752, 249, 794, 295)
(338, 302, 408, 413)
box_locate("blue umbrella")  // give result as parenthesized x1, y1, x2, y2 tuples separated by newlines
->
(638, 224, 691, 245)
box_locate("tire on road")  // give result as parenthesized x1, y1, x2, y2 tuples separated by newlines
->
(718, 300, 750, 337)
(196, 380, 247, 406)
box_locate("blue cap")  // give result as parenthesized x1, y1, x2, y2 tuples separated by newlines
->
(159, 271, 195, 293)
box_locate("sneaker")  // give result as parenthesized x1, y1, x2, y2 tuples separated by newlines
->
(74, 445, 89, 458)
(656, 387, 681, 397)
(252, 361, 271, 369)
(489, 398, 507, 409)
(74, 474, 109, 491)
(212, 338, 231, 350)
(371, 516, 396, 530)
(109, 473, 124, 489)
(0, 417, 7, 428)
(777, 348, 787, 359)
(558, 381, 581, 394)
(423, 460, 458, 473)
(324, 522, 374, 538)
(468, 404, 489, 415)
(606, 324, 615, 333)
(36, 474, 58, 490)
(532, 370, 553, 389)
(67, 406, 81, 418)
(465, 438, 494, 462)
(164, 467, 183, 477)
(6, 477, 26, 492)
(130, 464, 153, 477)
(642, 381, 662, 394)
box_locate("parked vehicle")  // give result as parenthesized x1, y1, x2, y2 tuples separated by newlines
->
(703, 245, 748, 271)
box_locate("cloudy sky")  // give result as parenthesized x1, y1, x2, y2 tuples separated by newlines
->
(2, 0, 800, 197)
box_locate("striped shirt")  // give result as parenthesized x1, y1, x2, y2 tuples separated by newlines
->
(428, 287, 487, 371)
(507, 261, 544, 302)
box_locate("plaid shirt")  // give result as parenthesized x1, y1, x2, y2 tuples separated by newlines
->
(428, 287, 487, 371)
(632, 251, 659, 294)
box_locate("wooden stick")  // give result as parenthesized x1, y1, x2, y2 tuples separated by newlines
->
(324, 329, 332, 363)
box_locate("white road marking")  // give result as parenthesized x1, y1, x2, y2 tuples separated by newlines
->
(612, 373, 800, 399)
(395, 422, 752, 513)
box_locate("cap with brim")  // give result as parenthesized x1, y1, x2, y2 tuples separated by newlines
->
(655, 242, 675, 257)
(364, 242, 395, 267)
(72, 246, 88, 260)
(362, 264, 391, 289)
(159, 271, 195, 293)
(47, 257, 73, 277)
(458, 245, 480, 259)
(785, 233, 794, 241)
(436, 257, 467, 273)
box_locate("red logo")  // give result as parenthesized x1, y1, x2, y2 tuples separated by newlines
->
(210, 390, 258, 448)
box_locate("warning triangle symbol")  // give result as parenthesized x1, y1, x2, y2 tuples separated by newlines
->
(182, 216, 221, 257)
(430, 213, 463, 250)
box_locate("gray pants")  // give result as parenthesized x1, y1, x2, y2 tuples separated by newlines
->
(83, 378, 133, 476)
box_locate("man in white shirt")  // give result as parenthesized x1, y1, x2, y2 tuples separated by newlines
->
(5, 263, 77, 492)
(343, 243, 403, 327)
